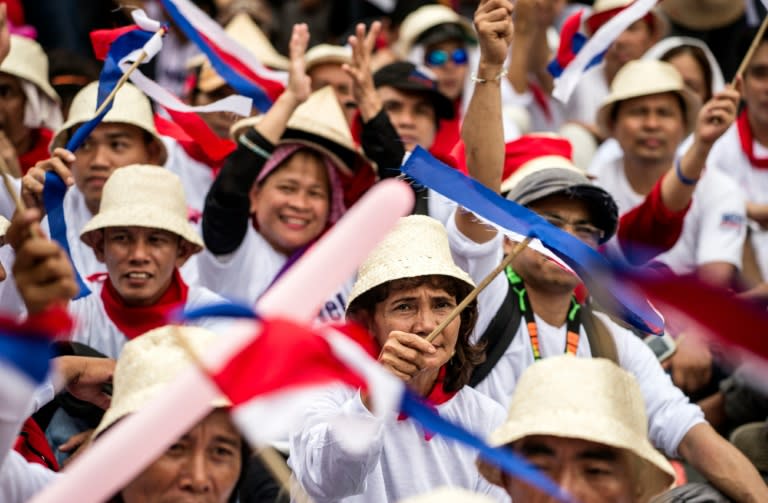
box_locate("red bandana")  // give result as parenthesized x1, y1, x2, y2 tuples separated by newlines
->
(737, 109, 768, 169)
(398, 365, 458, 441)
(100, 269, 189, 340)
(18, 128, 53, 176)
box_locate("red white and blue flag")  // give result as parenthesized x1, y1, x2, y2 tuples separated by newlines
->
(547, 10, 605, 79)
(159, 0, 287, 112)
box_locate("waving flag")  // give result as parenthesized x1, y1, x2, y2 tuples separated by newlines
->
(177, 308, 570, 501)
(548, 10, 605, 79)
(159, 0, 287, 112)
(551, 0, 658, 103)
(401, 147, 663, 334)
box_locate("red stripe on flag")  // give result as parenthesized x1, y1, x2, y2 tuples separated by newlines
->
(90, 26, 141, 61)
(155, 110, 236, 173)
(211, 318, 369, 407)
(198, 32, 285, 102)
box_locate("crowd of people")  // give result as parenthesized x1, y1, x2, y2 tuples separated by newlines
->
(0, 0, 767, 501)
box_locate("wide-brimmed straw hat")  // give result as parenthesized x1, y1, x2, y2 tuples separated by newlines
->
(79, 165, 204, 253)
(305, 44, 352, 72)
(0, 35, 58, 102)
(478, 355, 675, 503)
(93, 325, 229, 438)
(396, 4, 475, 57)
(596, 59, 700, 137)
(50, 81, 168, 164)
(398, 487, 495, 503)
(660, 0, 744, 31)
(347, 215, 475, 311)
(192, 12, 288, 93)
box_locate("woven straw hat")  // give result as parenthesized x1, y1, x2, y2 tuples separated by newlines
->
(0, 216, 9, 245)
(0, 35, 58, 102)
(660, 0, 744, 31)
(305, 44, 352, 72)
(79, 165, 204, 252)
(479, 355, 675, 502)
(347, 215, 475, 310)
(398, 487, 495, 503)
(396, 4, 475, 57)
(596, 59, 700, 137)
(50, 81, 168, 164)
(194, 12, 288, 93)
(93, 325, 229, 438)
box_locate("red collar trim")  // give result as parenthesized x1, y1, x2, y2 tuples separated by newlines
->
(737, 108, 768, 169)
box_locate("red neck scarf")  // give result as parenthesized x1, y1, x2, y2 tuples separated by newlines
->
(398, 365, 458, 441)
(100, 269, 189, 340)
(737, 109, 768, 169)
(18, 128, 53, 176)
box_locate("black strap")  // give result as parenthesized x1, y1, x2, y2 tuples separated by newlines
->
(469, 283, 521, 387)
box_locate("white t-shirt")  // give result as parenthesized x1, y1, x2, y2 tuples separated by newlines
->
(289, 385, 509, 503)
(69, 282, 226, 358)
(588, 156, 746, 274)
(195, 227, 351, 322)
(707, 124, 768, 279)
(563, 63, 610, 126)
(446, 214, 705, 457)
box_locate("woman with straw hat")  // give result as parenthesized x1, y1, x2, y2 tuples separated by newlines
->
(198, 24, 375, 319)
(289, 214, 508, 502)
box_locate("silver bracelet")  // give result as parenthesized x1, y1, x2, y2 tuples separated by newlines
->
(471, 67, 508, 84)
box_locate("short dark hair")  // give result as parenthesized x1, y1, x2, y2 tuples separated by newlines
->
(347, 274, 484, 392)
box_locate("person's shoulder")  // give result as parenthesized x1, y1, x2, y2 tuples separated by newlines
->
(454, 386, 507, 423)
(187, 284, 227, 306)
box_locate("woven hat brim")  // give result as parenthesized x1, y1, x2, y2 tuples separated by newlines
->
(79, 204, 204, 253)
(478, 411, 675, 502)
(346, 255, 476, 312)
(596, 85, 700, 138)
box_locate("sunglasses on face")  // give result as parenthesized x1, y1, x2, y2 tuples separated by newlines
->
(425, 48, 468, 67)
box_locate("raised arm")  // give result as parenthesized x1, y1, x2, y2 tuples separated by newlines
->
(455, 0, 514, 244)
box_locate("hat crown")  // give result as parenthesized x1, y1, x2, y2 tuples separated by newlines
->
(612, 59, 684, 96)
(98, 165, 187, 225)
(397, 5, 473, 56)
(94, 326, 225, 437)
(0, 35, 58, 101)
(286, 86, 356, 155)
(347, 215, 475, 309)
(224, 12, 288, 70)
(305, 44, 352, 71)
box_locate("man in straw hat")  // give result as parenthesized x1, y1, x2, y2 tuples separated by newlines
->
(200, 24, 374, 320)
(304, 43, 356, 125)
(456, 7, 768, 499)
(479, 355, 676, 502)
(0, 325, 249, 503)
(0, 32, 62, 178)
(289, 214, 508, 501)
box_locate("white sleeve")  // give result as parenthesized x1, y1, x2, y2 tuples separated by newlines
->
(445, 211, 507, 341)
(695, 176, 746, 268)
(288, 387, 385, 503)
(0, 450, 58, 502)
(604, 313, 706, 457)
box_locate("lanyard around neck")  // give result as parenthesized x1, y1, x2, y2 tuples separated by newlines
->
(505, 267, 582, 361)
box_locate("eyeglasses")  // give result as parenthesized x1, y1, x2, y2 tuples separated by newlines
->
(425, 48, 468, 67)
(539, 213, 605, 245)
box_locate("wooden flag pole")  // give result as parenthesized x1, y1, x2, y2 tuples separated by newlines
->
(733, 15, 768, 85)
(168, 326, 314, 503)
(426, 236, 533, 343)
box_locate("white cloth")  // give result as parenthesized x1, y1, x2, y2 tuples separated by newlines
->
(162, 136, 215, 214)
(68, 283, 226, 358)
(562, 63, 609, 126)
(195, 227, 351, 322)
(446, 213, 706, 457)
(0, 451, 57, 503)
(707, 124, 768, 279)
(588, 155, 747, 273)
(289, 385, 509, 503)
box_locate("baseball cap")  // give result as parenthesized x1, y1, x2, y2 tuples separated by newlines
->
(373, 62, 454, 120)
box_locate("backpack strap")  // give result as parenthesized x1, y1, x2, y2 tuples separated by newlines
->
(581, 305, 620, 365)
(470, 283, 521, 387)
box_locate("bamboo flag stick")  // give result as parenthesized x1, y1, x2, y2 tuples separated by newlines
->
(426, 236, 533, 343)
(93, 53, 148, 117)
(733, 15, 768, 85)
(0, 156, 26, 212)
(169, 326, 314, 503)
